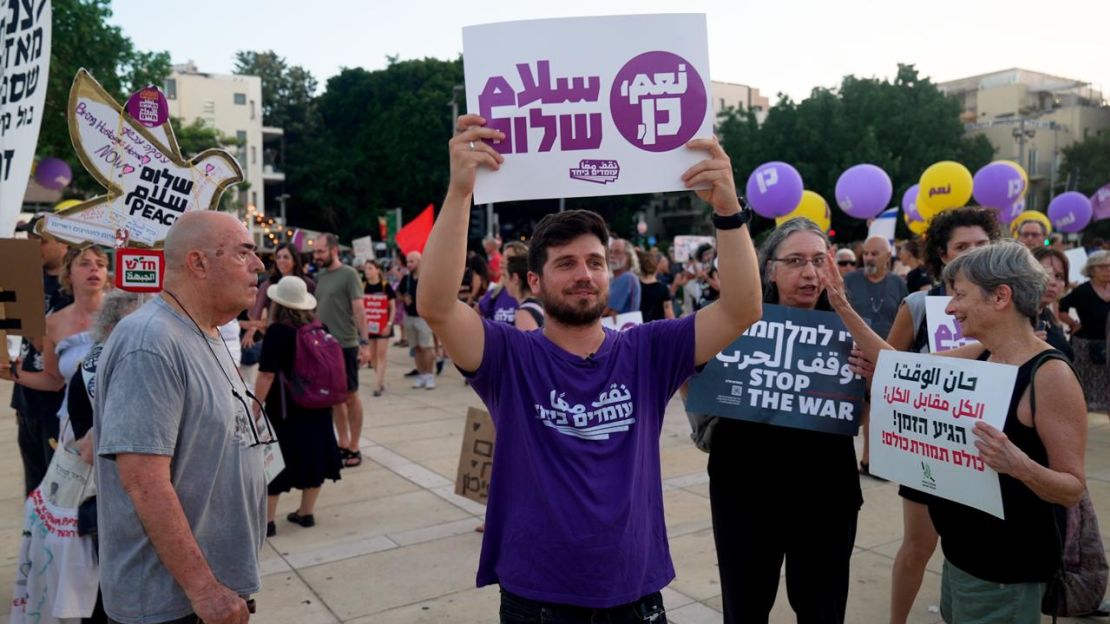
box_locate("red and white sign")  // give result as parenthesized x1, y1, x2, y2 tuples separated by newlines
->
(363, 294, 391, 335)
(115, 248, 165, 293)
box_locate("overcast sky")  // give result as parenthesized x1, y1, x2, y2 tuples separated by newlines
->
(110, 0, 1108, 101)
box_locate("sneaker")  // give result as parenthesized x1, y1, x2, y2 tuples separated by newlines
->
(412, 376, 427, 389)
(404, 368, 420, 377)
(424, 374, 436, 390)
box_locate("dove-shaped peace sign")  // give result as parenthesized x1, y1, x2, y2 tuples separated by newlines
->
(37, 69, 244, 248)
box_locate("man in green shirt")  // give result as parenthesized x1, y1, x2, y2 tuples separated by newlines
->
(312, 233, 370, 467)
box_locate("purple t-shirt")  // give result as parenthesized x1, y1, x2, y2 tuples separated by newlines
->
(466, 315, 697, 607)
(478, 286, 518, 324)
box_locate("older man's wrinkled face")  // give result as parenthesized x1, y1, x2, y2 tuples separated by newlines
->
(207, 220, 265, 315)
(861, 239, 890, 277)
(609, 241, 630, 273)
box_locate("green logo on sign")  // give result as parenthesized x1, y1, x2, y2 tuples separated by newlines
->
(125, 270, 156, 284)
(921, 461, 937, 490)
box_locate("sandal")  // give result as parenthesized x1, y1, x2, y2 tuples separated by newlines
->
(344, 449, 362, 468)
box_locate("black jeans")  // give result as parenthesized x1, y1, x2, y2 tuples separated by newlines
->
(17, 411, 58, 496)
(499, 588, 666, 623)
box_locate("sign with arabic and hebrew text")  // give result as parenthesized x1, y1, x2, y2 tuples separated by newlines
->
(686, 304, 865, 436)
(462, 14, 713, 204)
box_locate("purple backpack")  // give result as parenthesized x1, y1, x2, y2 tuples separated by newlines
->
(282, 320, 348, 410)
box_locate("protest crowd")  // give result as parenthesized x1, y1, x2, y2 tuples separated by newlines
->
(3, 13, 1110, 624)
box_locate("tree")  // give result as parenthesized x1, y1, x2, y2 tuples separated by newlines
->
(168, 117, 245, 210)
(1060, 131, 1110, 196)
(40, 0, 171, 196)
(718, 64, 995, 241)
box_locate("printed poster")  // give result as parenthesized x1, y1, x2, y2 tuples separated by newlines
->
(455, 407, 495, 505)
(352, 236, 373, 263)
(463, 14, 713, 204)
(870, 350, 1016, 518)
(925, 296, 977, 353)
(686, 304, 865, 436)
(363, 294, 391, 335)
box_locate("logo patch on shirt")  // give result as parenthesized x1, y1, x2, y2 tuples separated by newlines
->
(534, 384, 636, 440)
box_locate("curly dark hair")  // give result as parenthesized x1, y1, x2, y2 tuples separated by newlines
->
(923, 207, 1001, 279)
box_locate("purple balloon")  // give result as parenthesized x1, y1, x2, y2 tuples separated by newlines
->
(1092, 184, 1110, 222)
(995, 198, 1024, 225)
(745, 161, 804, 218)
(1047, 192, 1093, 233)
(901, 185, 921, 222)
(972, 162, 1025, 209)
(835, 164, 892, 219)
(35, 157, 72, 190)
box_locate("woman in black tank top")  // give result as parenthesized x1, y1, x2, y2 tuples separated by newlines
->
(822, 241, 1087, 623)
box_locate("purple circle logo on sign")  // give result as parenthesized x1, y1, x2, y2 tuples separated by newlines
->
(125, 86, 169, 128)
(610, 51, 706, 153)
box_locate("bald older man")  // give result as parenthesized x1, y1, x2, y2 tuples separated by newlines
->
(95, 211, 267, 624)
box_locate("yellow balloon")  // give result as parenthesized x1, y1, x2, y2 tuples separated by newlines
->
(1009, 210, 1052, 237)
(903, 209, 928, 236)
(54, 199, 83, 212)
(918, 161, 973, 218)
(776, 190, 831, 231)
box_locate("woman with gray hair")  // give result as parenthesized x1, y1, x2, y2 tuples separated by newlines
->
(708, 218, 862, 623)
(1058, 250, 1110, 412)
(821, 241, 1086, 623)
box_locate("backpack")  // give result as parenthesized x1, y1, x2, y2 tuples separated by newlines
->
(281, 320, 348, 410)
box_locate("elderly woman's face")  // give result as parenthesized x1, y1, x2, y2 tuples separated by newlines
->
(769, 231, 827, 309)
(944, 273, 992, 338)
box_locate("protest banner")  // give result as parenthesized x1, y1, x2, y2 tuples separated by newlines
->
(601, 311, 643, 331)
(925, 296, 977, 353)
(672, 235, 714, 263)
(686, 304, 865, 436)
(462, 14, 713, 204)
(1065, 247, 1088, 285)
(867, 208, 898, 244)
(115, 248, 165, 293)
(363, 294, 391, 335)
(0, 239, 46, 366)
(38, 70, 242, 248)
(352, 235, 373, 264)
(455, 407, 495, 504)
(870, 350, 1016, 518)
(0, 0, 52, 237)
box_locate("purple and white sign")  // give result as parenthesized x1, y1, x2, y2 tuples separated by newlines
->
(463, 14, 713, 204)
(1091, 184, 1110, 222)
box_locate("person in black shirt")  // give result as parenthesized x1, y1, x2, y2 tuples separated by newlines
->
(1032, 248, 1075, 361)
(362, 259, 396, 396)
(1059, 250, 1110, 412)
(899, 239, 931, 293)
(636, 249, 673, 322)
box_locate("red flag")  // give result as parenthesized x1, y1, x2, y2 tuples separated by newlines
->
(395, 204, 435, 256)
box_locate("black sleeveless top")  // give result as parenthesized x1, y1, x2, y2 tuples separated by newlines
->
(928, 349, 1068, 583)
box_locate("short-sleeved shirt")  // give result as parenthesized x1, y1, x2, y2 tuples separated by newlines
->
(398, 274, 420, 317)
(314, 265, 363, 348)
(94, 297, 266, 624)
(844, 270, 908, 341)
(465, 315, 697, 607)
(478, 286, 518, 324)
(905, 266, 932, 293)
(608, 271, 642, 314)
(1060, 281, 1110, 340)
(639, 281, 670, 323)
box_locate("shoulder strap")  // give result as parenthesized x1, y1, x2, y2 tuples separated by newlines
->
(1028, 351, 1076, 427)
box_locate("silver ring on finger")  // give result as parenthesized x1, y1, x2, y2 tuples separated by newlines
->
(468, 141, 476, 151)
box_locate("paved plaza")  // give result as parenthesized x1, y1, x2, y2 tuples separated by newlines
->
(1, 343, 1108, 623)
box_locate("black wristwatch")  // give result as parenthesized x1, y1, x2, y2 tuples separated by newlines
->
(712, 197, 752, 230)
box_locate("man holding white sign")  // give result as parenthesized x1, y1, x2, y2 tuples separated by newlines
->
(822, 241, 1086, 624)
(419, 110, 761, 621)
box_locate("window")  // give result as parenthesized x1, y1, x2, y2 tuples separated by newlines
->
(251, 145, 257, 164)
(202, 100, 215, 114)
(234, 93, 246, 105)
(164, 79, 176, 100)
(236, 130, 247, 143)
(1028, 149, 1038, 176)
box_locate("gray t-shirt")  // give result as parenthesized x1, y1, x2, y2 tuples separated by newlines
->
(843, 270, 908, 341)
(94, 297, 266, 624)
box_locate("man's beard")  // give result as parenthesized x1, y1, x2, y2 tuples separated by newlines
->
(863, 263, 879, 276)
(313, 252, 332, 268)
(538, 282, 607, 326)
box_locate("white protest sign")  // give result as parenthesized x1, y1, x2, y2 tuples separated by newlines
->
(601, 311, 643, 331)
(871, 351, 1016, 518)
(1065, 247, 1088, 285)
(352, 235, 373, 263)
(0, 0, 52, 237)
(868, 208, 898, 245)
(463, 14, 713, 204)
(672, 235, 714, 263)
(925, 296, 977, 353)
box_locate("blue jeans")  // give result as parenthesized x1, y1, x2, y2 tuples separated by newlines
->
(499, 588, 667, 623)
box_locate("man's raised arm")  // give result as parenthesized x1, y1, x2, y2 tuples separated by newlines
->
(417, 115, 506, 372)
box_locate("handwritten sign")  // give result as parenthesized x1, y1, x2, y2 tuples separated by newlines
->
(672, 235, 715, 263)
(114, 248, 165, 293)
(925, 296, 977, 353)
(871, 351, 1016, 518)
(462, 14, 713, 204)
(686, 304, 865, 436)
(39, 70, 242, 248)
(455, 407, 495, 504)
(601, 310, 643, 331)
(0, 0, 52, 237)
(352, 236, 373, 264)
(363, 294, 391, 335)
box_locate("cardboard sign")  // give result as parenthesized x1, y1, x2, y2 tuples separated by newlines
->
(870, 350, 1016, 518)
(455, 407, 496, 504)
(352, 236, 373, 264)
(601, 311, 643, 331)
(0, 1, 52, 237)
(0, 239, 47, 337)
(115, 248, 165, 293)
(463, 14, 713, 204)
(672, 235, 714, 263)
(363, 294, 391, 335)
(925, 296, 977, 353)
(39, 70, 242, 248)
(686, 304, 865, 436)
